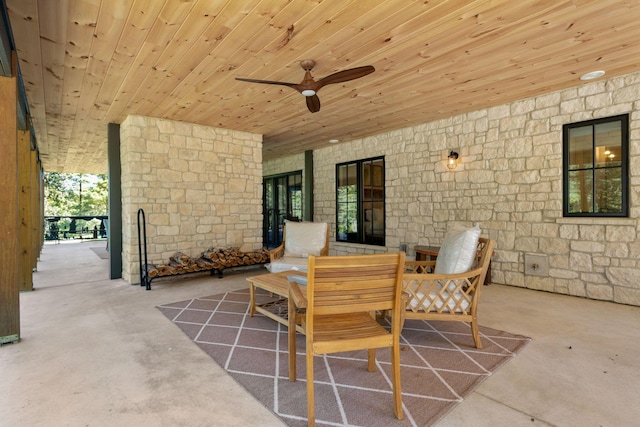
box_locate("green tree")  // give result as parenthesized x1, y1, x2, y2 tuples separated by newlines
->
(44, 173, 108, 216)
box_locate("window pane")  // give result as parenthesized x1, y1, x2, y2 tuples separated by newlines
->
(595, 167, 622, 213)
(288, 174, 302, 220)
(363, 162, 372, 186)
(363, 201, 384, 245)
(372, 158, 384, 187)
(568, 169, 593, 214)
(337, 163, 358, 241)
(568, 127, 593, 170)
(594, 121, 622, 168)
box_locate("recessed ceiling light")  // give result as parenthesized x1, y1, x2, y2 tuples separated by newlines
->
(329, 139, 339, 143)
(580, 70, 605, 81)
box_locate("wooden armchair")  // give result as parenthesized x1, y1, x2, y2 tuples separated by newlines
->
(403, 237, 495, 349)
(287, 252, 406, 426)
(267, 220, 329, 273)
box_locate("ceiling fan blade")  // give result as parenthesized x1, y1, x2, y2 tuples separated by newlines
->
(235, 77, 298, 89)
(306, 94, 321, 113)
(317, 65, 375, 87)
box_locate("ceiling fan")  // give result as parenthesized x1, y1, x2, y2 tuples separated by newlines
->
(235, 59, 375, 113)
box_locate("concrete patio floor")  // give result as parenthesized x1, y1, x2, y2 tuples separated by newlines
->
(1, 240, 639, 426)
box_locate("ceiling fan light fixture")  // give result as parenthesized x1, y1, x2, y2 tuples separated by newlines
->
(301, 89, 316, 97)
(580, 70, 605, 81)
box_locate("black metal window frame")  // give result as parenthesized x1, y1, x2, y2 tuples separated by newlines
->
(335, 156, 385, 246)
(562, 114, 629, 217)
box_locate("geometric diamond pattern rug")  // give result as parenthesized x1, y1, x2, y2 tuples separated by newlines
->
(157, 288, 530, 427)
(90, 245, 109, 259)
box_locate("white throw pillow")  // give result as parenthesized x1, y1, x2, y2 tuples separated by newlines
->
(434, 224, 481, 274)
(283, 221, 328, 258)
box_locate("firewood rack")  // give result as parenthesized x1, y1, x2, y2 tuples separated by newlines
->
(137, 208, 151, 290)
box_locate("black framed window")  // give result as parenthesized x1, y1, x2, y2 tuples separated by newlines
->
(563, 114, 628, 217)
(336, 157, 385, 245)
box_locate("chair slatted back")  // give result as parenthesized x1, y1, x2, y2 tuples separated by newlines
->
(307, 253, 406, 316)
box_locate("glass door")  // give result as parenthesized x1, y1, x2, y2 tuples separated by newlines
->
(263, 171, 302, 248)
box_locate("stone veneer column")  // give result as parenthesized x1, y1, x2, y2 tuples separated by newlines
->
(119, 115, 263, 284)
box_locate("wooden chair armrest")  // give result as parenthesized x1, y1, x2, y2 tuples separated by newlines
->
(404, 266, 484, 281)
(319, 224, 330, 256)
(269, 244, 285, 262)
(288, 278, 307, 309)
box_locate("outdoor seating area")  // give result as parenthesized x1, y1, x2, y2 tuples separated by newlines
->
(243, 223, 497, 424)
(44, 216, 108, 241)
(2, 2, 640, 427)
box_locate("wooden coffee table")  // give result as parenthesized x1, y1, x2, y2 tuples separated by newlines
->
(246, 270, 306, 331)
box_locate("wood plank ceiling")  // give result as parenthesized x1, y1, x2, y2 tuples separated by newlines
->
(6, 0, 640, 174)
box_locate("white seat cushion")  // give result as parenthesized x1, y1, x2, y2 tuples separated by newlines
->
(265, 257, 309, 273)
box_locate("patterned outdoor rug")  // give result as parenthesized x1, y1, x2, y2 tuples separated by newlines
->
(90, 245, 109, 259)
(158, 288, 530, 427)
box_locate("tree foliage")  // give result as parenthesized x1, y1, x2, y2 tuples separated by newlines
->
(44, 173, 108, 216)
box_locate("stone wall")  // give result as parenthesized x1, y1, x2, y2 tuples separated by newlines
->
(262, 152, 305, 177)
(120, 115, 263, 284)
(307, 71, 640, 305)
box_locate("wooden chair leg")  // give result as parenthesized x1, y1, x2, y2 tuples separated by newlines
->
(399, 293, 410, 331)
(306, 344, 315, 427)
(288, 296, 297, 381)
(367, 348, 376, 372)
(391, 341, 404, 420)
(249, 284, 255, 317)
(471, 320, 483, 349)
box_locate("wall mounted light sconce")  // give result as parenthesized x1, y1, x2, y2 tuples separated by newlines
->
(447, 151, 459, 169)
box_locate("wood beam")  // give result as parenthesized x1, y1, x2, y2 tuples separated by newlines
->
(108, 123, 122, 279)
(31, 150, 42, 270)
(304, 150, 313, 222)
(0, 51, 20, 344)
(18, 129, 32, 291)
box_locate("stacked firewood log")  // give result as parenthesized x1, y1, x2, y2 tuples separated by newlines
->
(144, 247, 270, 280)
(201, 246, 270, 268)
